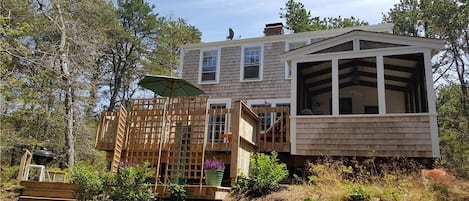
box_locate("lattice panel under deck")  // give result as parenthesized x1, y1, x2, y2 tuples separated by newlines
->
(125, 98, 167, 167)
(165, 96, 208, 181)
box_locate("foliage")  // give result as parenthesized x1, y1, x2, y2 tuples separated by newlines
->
(383, 0, 468, 92)
(150, 16, 201, 77)
(437, 85, 469, 178)
(305, 158, 469, 201)
(344, 184, 371, 201)
(227, 158, 469, 201)
(98, 0, 159, 111)
(0, 0, 201, 168)
(384, 0, 469, 179)
(0, 0, 118, 167)
(72, 161, 156, 201)
(203, 159, 225, 170)
(279, 0, 313, 32)
(280, 0, 368, 33)
(0, 166, 19, 183)
(0, 165, 21, 193)
(234, 152, 288, 197)
(72, 162, 107, 201)
(107, 162, 156, 201)
(168, 183, 186, 201)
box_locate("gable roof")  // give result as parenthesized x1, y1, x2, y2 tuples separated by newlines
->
(281, 30, 444, 61)
(182, 23, 394, 50)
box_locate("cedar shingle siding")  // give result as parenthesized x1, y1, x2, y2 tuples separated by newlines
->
(183, 42, 290, 101)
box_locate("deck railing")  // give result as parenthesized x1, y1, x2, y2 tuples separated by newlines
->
(95, 111, 118, 151)
(204, 106, 290, 152)
(95, 105, 291, 153)
(252, 107, 290, 152)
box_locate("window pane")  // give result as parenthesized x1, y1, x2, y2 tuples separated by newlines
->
(243, 46, 261, 80)
(202, 66, 216, 72)
(244, 47, 260, 65)
(244, 66, 259, 79)
(201, 50, 218, 82)
(202, 72, 216, 81)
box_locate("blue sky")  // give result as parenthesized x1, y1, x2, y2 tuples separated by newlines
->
(149, 0, 399, 42)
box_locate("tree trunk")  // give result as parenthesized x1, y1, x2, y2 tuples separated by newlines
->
(56, 1, 74, 167)
(64, 78, 74, 167)
(108, 73, 121, 112)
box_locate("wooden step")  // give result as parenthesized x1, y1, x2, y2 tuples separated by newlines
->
(20, 181, 77, 201)
(19, 195, 76, 201)
(21, 188, 75, 199)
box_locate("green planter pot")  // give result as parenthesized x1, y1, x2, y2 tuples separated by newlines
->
(205, 169, 224, 186)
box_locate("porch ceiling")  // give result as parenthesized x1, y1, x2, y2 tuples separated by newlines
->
(300, 54, 423, 95)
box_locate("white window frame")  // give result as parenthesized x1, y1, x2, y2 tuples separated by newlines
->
(207, 98, 231, 109)
(285, 39, 309, 79)
(198, 48, 221, 84)
(240, 44, 263, 82)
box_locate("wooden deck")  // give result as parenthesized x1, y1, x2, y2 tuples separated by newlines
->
(95, 103, 291, 154)
(156, 185, 230, 200)
(295, 114, 434, 157)
(19, 181, 77, 201)
(19, 181, 231, 201)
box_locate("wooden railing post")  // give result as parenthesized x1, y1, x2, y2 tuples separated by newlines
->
(230, 101, 241, 185)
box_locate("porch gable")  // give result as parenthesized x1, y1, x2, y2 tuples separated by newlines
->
(283, 30, 444, 157)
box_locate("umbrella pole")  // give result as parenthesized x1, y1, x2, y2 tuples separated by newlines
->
(155, 98, 167, 191)
(162, 83, 175, 191)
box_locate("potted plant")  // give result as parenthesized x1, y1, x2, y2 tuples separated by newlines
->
(203, 159, 225, 186)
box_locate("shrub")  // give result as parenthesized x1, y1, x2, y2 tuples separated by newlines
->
(0, 165, 19, 184)
(108, 162, 156, 201)
(0, 165, 21, 193)
(72, 161, 156, 201)
(169, 183, 186, 201)
(72, 162, 106, 201)
(344, 184, 370, 201)
(234, 151, 288, 197)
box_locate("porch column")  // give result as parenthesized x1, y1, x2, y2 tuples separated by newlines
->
(376, 55, 386, 114)
(424, 50, 440, 157)
(290, 60, 297, 155)
(424, 51, 436, 114)
(332, 58, 339, 115)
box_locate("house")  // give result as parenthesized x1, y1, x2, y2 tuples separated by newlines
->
(180, 22, 442, 158)
(94, 23, 443, 199)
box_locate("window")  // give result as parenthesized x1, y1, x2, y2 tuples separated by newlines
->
(207, 104, 227, 142)
(241, 46, 263, 81)
(285, 41, 308, 79)
(251, 104, 271, 132)
(199, 49, 219, 83)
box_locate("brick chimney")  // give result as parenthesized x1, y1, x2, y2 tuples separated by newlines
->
(264, 22, 284, 36)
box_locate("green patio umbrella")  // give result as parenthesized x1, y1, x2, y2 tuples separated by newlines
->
(138, 75, 205, 97)
(138, 75, 205, 186)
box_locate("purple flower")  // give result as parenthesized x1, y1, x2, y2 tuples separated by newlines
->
(204, 159, 225, 170)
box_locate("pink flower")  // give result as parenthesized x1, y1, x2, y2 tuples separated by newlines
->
(204, 159, 225, 170)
